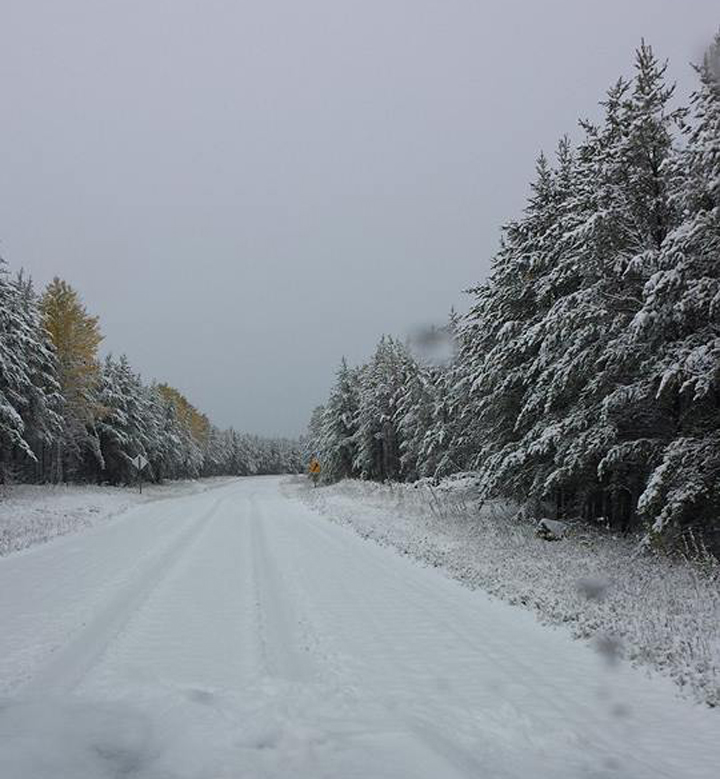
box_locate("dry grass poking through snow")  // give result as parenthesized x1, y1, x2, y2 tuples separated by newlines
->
(294, 477, 720, 708)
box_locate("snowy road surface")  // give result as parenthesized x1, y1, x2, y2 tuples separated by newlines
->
(1, 477, 718, 778)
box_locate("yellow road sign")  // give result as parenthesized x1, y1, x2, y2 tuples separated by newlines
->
(309, 459, 321, 474)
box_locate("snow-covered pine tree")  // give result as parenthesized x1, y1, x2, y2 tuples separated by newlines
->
(396, 358, 435, 481)
(202, 425, 231, 476)
(563, 42, 686, 529)
(0, 263, 62, 481)
(426, 310, 478, 478)
(304, 40, 716, 550)
(631, 34, 720, 549)
(352, 337, 410, 481)
(455, 43, 684, 529)
(501, 44, 681, 528)
(396, 319, 465, 482)
(304, 405, 326, 467)
(156, 384, 207, 479)
(318, 358, 361, 482)
(96, 355, 150, 484)
(459, 145, 572, 506)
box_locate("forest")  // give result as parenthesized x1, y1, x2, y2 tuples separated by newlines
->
(306, 40, 720, 552)
(0, 274, 302, 485)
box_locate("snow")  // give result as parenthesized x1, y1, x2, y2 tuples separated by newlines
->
(0, 478, 236, 557)
(1, 476, 719, 778)
(536, 517, 569, 539)
(297, 478, 720, 708)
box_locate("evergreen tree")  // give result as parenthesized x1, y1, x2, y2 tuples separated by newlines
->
(461, 44, 684, 527)
(632, 34, 720, 547)
(318, 358, 360, 482)
(0, 263, 62, 481)
(353, 337, 409, 481)
(96, 355, 153, 484)
(305, 39, 716, 554)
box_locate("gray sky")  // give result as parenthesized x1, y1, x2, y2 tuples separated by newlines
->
(1, 1, 718, 437)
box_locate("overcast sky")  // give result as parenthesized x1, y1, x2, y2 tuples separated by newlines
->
(1, 1, 718, 437)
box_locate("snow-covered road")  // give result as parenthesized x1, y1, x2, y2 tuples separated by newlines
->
(1, 477, 717, 778)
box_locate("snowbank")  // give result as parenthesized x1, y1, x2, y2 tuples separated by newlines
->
(293, 477, 720, 707)
(0, 478, 236, 557)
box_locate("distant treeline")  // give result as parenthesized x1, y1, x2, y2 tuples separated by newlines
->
(0, 273, 302, 485)
(306, 39, 720, 552)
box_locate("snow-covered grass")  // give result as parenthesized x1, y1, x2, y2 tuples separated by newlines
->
(0, 477, 237, 557)
(295, 477, 720, 708)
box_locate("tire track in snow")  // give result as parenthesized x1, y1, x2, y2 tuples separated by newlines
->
(279, 496, 678, 778)
(260, 500, 496, 778)
(2, 478, 717, 779)
(243, 490, 477, 779)
(249, 495, 316, 682)
(21, 495, 225, 697)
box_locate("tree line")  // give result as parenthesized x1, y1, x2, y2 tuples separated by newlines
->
(306, 39, 720, 552)
(1, 274, 302, 485)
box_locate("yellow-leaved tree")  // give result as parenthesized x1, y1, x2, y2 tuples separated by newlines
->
(157, 384, 209, 442)
(40, 278, 104, 481)
(156, 384, 209, 476)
